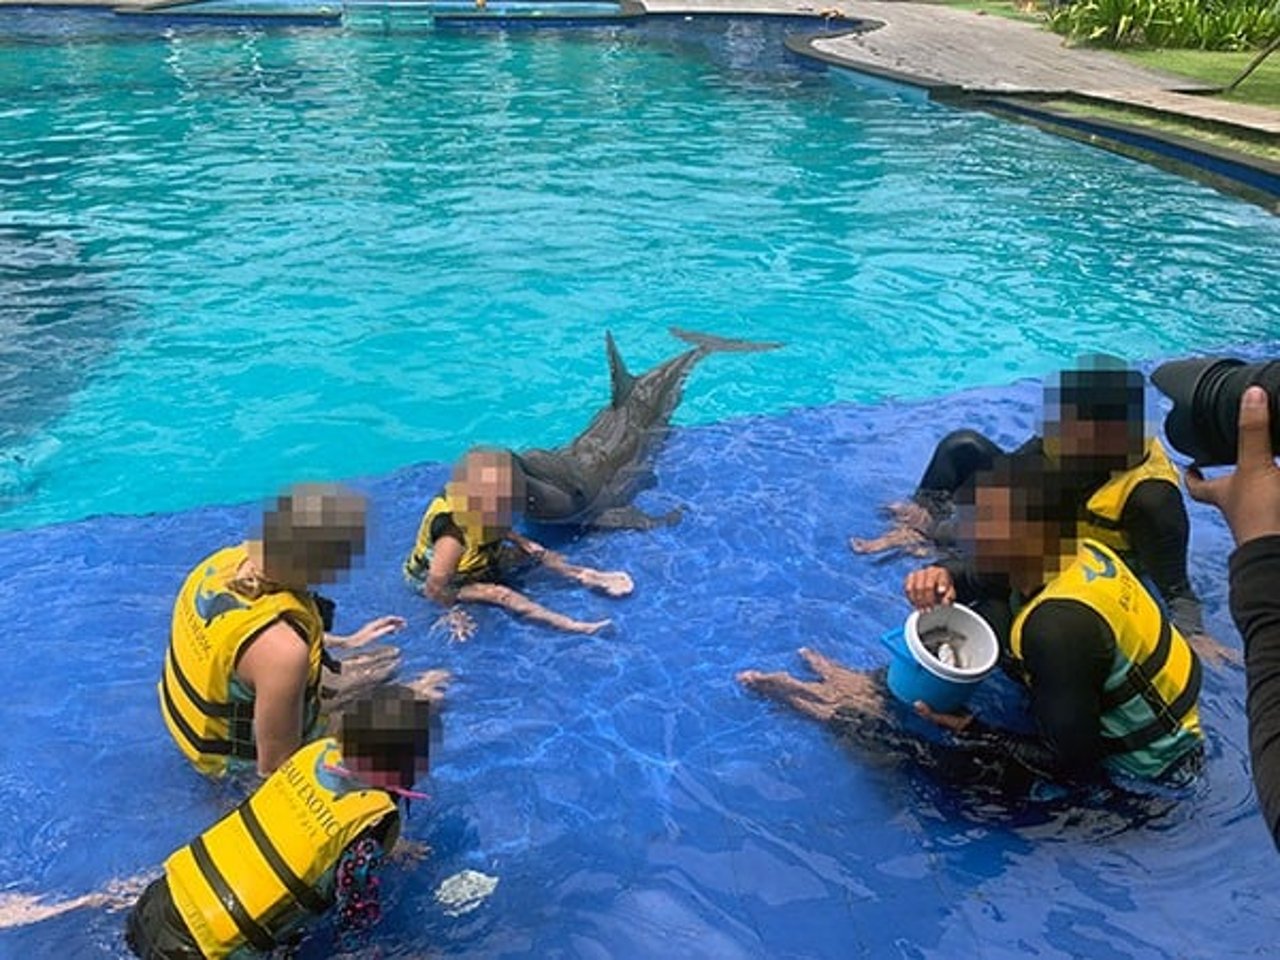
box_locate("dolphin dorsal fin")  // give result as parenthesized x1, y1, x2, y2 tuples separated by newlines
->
(605, 331, 636, 408)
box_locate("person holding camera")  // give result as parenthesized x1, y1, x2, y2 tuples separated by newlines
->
(1177, 383, 1280, 848)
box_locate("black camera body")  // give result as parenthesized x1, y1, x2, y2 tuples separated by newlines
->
(1151, 358, 1280, 466)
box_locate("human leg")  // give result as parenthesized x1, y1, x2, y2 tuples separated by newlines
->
(537, 549, 634, 597)
(456, 582, 611, 634)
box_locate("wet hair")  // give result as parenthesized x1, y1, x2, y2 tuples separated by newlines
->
(1049, 355, 1146, 424)
(337, 685, 436, 790)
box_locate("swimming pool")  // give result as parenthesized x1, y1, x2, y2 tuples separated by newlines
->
(1, 11, 1278, 959)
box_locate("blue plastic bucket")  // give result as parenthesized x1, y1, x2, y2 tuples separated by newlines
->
(881, 603, 998, 713)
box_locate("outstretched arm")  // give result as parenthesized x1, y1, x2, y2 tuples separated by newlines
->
(1186, 385, 1280, 848)
(1123, 480, 1239, 666)
(326, 615, 406, 651)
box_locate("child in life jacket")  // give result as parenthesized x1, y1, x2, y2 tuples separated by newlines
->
(126, 683, 439, 959)
(405, 447, 633, 639)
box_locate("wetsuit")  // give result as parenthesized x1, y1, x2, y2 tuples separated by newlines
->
(865, 543, 1203, 791)
(918, 431, 1205, 637)
(1229, 535, 1280, 849)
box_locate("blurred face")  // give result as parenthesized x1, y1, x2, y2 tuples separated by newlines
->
(1045, 404, 1142, 463)
(965, 483, 1063, 586)
(344, 749, 431, 793)
(448, 451, 519, 536)
(261, 486, 367, 587)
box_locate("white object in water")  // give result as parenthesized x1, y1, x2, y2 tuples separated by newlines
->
(434, 869, 500, 917)
(937, 643, 957, 668)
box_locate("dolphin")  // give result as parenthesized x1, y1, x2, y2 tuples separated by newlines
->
(514, 327, 782, 530)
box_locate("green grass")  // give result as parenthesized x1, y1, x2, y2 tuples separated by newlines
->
(1120, 48, 1280, 106)
(1045, 97, 1280, 162)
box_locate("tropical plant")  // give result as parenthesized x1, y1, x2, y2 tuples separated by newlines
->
(1048, 0, 1280, 50)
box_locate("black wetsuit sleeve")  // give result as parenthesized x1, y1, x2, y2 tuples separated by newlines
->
(915, 430, 1007, 498)
(1017, 599, 1115, 779)
(1229, 535, 1280, 849)
(1120, 479, 1204, 635)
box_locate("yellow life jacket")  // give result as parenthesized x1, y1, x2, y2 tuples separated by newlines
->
(160, 545, 325, 778)
(1078, 439, 1180, 553)
(404, 492, 504, 582)
(164, 738, 398, 959)
(1010, 539, 1202, 780)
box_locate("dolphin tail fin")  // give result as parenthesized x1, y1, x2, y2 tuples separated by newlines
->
(606, 331, 637, 408)
(668, 327, 784, 354)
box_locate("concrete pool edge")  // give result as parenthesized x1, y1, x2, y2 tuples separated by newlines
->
(784, 28, 1280, 213)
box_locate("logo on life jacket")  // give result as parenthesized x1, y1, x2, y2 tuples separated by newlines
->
(193, 564, 249, 626)
(314, 742, 347, 795)
(1082, 542, 1117, 583)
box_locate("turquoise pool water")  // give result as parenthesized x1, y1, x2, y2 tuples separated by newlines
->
(2, 13, 1276, 531)
(2, 15, 1280, 959)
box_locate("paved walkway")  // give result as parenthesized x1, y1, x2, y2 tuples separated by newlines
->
(642, 0, 1279, 138)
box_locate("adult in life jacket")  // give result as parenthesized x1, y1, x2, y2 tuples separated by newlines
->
(740, 451, 1203, 792)
(851, 357, 1235, 667)
(907, 451, 1205, 785)
(160, 484, 428, 779)
(405, 448, 633, 640)
(126, 684, 441, 959)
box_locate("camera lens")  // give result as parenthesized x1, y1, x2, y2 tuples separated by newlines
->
(1151, 358, 1280, 466)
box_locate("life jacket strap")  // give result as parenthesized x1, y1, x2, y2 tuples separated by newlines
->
(1101, 633, 1202, 755)
(161, 652, 257, 761)
(237, 802, 330, 915)
(1099, 616, 1173, 712)
(189, 836, 277, 953)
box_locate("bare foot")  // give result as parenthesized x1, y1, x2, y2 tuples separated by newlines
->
(580, 570, 634, 597)
(849, 527, 929, 556)
(407, 668, 451, 703)
(571, 619, 613, 635)
(737, 669, 836, 721)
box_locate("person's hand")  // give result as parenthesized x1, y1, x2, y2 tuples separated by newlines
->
(914, 700, 974, 734)
(431, 607, 478, 644)
(333, 615, 406, 650)
(1186, 385, 1280, 546)
(406, 668, 451, 704)
(904, 566, 955, 612)
(388, 837, 432, 866)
